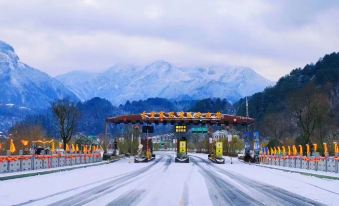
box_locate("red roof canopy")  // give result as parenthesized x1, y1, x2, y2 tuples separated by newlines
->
(106, 112, 254, 126)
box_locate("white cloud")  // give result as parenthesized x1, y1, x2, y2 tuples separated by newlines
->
(0, 0, 338, 80)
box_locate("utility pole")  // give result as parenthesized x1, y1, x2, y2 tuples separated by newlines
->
(131, 131, 134, 155)
(246, 96, 249, 118)
(245, 96, 250, 158)
(104, 121, 110, 155)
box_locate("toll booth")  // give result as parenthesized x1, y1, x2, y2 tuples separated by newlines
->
(135, 138, 155, 163)
(208, 140, 225, 164)
(175, 136, 189, 163)
(134, 126, 155, 163)
(106, 112, 255, 163)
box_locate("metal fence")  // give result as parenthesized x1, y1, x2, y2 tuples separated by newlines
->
(259, 155, 339, 173)
(0, 153, 102, 173)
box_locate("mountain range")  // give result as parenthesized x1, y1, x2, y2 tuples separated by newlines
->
(57, 61, 274, 105)
(0, 39, 274, 132)
(0, 40, 78, 109)
(56, 61, 273, 105)
(1, 39, 338, 141)
(0, 40, 273, 109)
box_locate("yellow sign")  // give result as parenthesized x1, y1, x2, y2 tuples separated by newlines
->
(140, 112, 223, 119)
(178, 112, 185, 119)
(168, 112, 175, 118)
(51, 141, 55, 152)
(215, 112, 223, 119)
(10, 139, 16, 154)
(66, 144, 70, 152)
(32, 140, 54, 144)
(299, 145, 303, 156)
(292, 145, 297, 156)
(215, 141, 223, 157)
(175, 125, 187, 133)
(159, 112, 166, 119)
(179, 141, 186, 154)
(282, 146, 286, 155)
(141, 112, 148, 120)
(194, 112, 202, 118)
(186, 112, 193, 118)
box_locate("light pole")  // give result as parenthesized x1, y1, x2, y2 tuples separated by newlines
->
(131, 132, 134, 156)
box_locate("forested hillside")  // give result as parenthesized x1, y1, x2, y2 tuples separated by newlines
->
(236, 52, 339, 150)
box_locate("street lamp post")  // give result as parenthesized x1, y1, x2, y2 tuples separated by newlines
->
(131, 132, 134, 156)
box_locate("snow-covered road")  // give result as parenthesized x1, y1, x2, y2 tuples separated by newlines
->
(1, 152, 339, 206)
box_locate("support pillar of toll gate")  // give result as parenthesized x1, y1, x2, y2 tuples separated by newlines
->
(175, 136, 189, 163)
(134, 124, 155, 163)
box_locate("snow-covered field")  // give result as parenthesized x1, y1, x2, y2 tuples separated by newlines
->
(0, 151, 338, 206)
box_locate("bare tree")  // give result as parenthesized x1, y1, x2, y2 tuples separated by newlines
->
(52, 100, 79, 150)
(99, 133, 110, 153)
(261, 112, 292, 140)
(289, 83, 330, 146)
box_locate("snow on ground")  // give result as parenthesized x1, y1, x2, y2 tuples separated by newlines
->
(257, 163, 339, 178)
(0, 157, 147, 205)
(0, 161, 107, 178)
(0, 152, 338, 206)
(192, 153, 339, 205)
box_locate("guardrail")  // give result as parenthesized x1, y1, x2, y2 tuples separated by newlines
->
(0, 152, 102, 173)
(259, 155, 339, 173)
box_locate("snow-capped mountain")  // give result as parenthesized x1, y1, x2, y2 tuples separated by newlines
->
(0, 40, 78, 109)
(57, 60, 274, 105)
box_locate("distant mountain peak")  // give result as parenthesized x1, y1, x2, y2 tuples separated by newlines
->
(0, 40, 15, 53)
(57, 61, 274, 105)
(0, 40, 79, 109)
(145, 60, 173, 73)
(0, 40, 19, 66)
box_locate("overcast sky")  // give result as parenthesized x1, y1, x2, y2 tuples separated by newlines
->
(1, 0, 338, 80)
